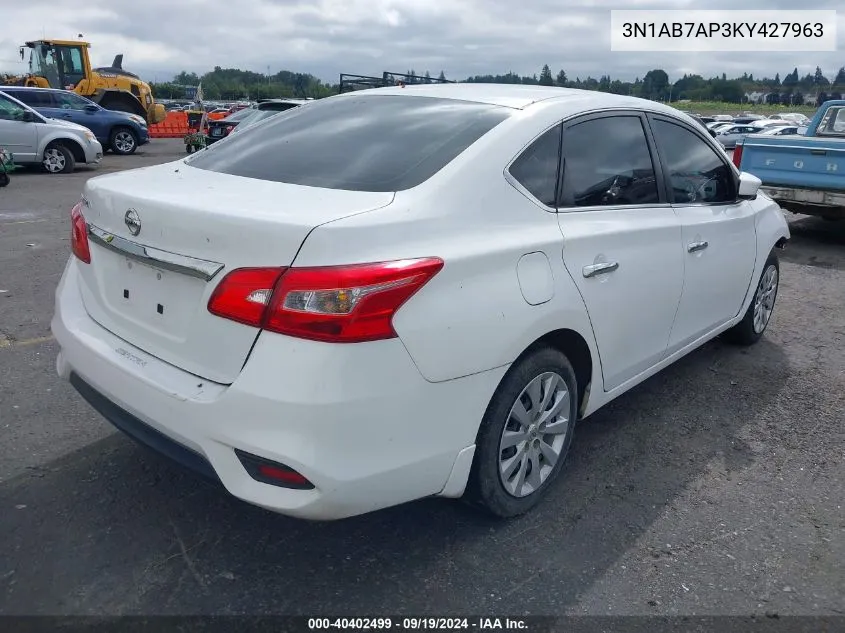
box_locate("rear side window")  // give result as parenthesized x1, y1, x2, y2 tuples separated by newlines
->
(10, 90, 53, 108)
(508, 124, 561, 207)
(559, 116, 660, 208)
(187, 95, 511, 192)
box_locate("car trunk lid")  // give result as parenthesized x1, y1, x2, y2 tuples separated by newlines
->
(76, 161, 394, 384)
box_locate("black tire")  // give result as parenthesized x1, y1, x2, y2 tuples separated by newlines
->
(464, 347, 579, 518)
(42, 143, 75, 174)
(109, 126, 138, 155)
(0, 172, 9, 187)
(723, 251, 780, 346)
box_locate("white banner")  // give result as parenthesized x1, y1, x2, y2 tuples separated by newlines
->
(610, 10, 838, 52)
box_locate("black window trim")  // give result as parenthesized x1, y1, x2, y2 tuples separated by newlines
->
(645, 113, 742, 208)
(503, 122, 563, 211)
(556, 109, 670, 213)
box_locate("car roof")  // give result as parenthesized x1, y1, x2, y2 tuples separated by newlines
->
(334, 83, 685, 115)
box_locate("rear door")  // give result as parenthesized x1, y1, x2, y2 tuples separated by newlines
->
(647, 115, 757, 352)
(18, 89, 65, 121)
(556, 112, 684, 391)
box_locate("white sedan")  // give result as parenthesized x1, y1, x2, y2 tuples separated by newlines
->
(52, 85, 790, 520)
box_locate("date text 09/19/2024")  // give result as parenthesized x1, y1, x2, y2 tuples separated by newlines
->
(307, 618, 531, 630)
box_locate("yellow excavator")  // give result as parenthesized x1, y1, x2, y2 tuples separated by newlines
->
(3, 38, 166, 125)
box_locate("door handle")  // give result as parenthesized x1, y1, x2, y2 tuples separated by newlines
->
(687, 240, 709, 253)
(582, 261, 619, 278)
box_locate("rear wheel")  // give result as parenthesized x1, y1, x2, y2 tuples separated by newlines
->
(110, 127, 138, 154)
(464, 347, 578, 518)
(42, 143, 74, 174)
(723, 252, 780, 346)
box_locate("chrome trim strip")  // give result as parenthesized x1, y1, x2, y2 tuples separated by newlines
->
(739, 143, 845, 152)
(87, 223, 224, 281)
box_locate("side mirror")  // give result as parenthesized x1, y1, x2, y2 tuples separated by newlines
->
(84, 104, 98, 113)
(738, 171, 761, 200)
(21, 111, 35, 123)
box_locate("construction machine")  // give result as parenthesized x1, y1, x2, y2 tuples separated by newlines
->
(3, 39, 166, 125)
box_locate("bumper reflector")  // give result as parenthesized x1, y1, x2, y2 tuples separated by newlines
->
(234, 449, 314, 490)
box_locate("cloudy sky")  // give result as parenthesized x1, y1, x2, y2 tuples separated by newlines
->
(1, 0, 843, 84)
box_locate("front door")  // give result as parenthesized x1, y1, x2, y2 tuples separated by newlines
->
(647, 116, 758, 352)
(0, 94, 39, 162)
(556, 113, 684, 392)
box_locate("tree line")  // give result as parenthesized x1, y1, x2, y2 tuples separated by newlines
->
(150, 64, 845, 105)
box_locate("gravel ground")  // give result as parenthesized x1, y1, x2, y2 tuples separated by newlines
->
(0, 140, 842, 617)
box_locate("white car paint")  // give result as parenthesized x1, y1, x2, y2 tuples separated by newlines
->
(52, 85, 790, 520)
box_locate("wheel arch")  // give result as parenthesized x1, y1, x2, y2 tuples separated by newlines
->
(45, 136, 85, 164)
(519, 328, 594, 419)
(93, 90, 146, 118)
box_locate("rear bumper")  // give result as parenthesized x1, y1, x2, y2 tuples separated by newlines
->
(52, 258, 500, 520)
(760, 185, 845, 217)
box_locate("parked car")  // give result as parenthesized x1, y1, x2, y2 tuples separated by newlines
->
(734, 99, 845, 221)
(731, 116, 762, 124)
(768, 113, 811, 125)
(205, 99, 304, 145)
(707, 121, 734, 132)
(754, 125, 801, 136)
(227, 109, 288, 135)
(0, 90, 103, 173)
(53, 85, 789, 520)
(748, 119, 789, 129)
(2, 86, 149, 155)
(716, 124, 766, 149)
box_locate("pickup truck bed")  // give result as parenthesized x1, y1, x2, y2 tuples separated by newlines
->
(735, 100, 845, 220)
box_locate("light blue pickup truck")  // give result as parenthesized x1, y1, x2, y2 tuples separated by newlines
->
(734, 100, 845, 221)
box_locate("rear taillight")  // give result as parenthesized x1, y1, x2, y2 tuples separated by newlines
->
(70, 201, 91, 264)
(732, 142, 743, 168)
(207, 258, 444, 343)
(224, 125, 235, 135)
(207, 267, 286, 327)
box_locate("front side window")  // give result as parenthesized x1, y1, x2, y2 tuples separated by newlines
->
(559, 115, 660, 208)
(507, 124, 561, 207)
(188, 95, 512, 192)
(651, 118, 736, 204)
(0, 94, 29, 121)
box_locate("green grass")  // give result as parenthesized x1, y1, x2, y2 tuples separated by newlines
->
(670, 100, 818, 116)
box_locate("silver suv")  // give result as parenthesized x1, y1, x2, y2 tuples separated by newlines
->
(0, 90, 103, 174)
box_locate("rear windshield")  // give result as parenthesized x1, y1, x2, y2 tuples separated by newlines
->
(187, 95, 512, 191)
